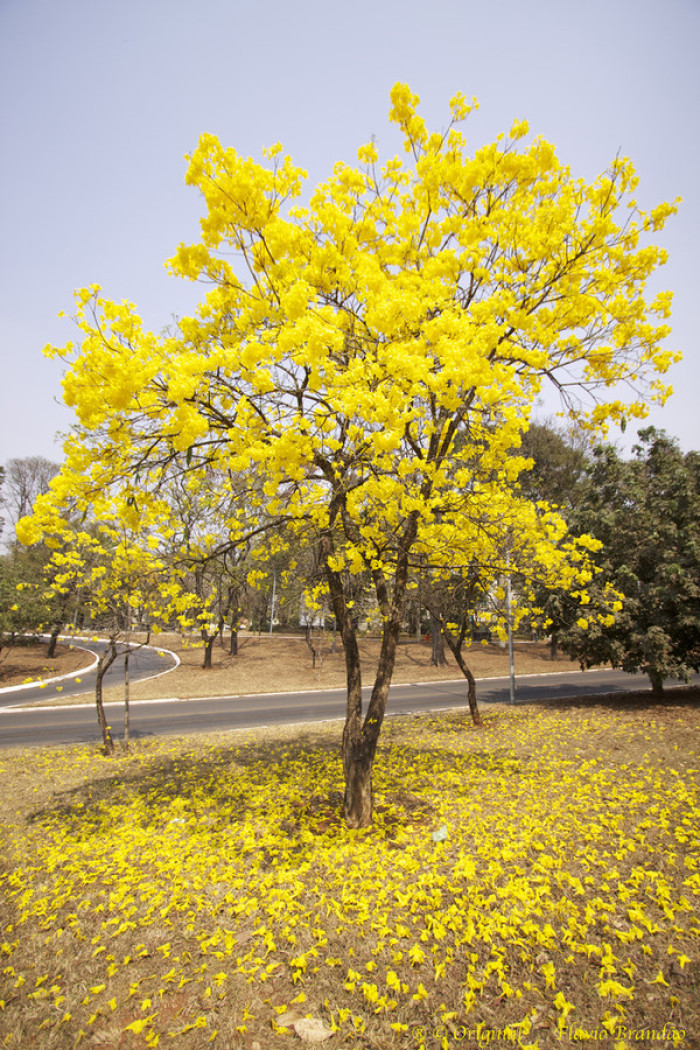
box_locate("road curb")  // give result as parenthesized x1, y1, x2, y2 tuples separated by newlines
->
(0, 636, 180, 700)
(0, 639, 100, 695)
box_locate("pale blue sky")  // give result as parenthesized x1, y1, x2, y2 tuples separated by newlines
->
(1, 0, 698, 465)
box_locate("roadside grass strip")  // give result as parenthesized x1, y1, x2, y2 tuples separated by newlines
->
(0, 704, 698, 1048)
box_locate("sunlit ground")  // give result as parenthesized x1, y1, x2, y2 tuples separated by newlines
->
(1, 700, 698, 1049)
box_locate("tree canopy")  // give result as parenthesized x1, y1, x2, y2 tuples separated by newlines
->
(19, 84, 679, 824)
(553, 428, 700, 693)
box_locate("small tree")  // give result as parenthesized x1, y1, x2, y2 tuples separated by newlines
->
(20, 85, 678, 824)
(43, 516, 196, 753)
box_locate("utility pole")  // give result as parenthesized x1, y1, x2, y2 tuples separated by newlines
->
(269, 572, 277, 636)
(505, 546, 516, 704)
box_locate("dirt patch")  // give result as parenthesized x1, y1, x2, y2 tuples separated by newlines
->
(0, 640, 95, 687)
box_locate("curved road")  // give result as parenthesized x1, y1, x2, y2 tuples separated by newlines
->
(0, 635, 178, 706)
(1, 666, 693, 750)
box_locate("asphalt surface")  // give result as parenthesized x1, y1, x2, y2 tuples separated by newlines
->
(0, 666, 691, 750)
(0, 635, 178, 707)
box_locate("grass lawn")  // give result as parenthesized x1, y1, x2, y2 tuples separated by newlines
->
(1, 696, 698, 1049)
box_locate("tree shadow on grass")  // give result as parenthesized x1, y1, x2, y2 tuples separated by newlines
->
(25, 723, 524, 847)
(529, 684, 700, 712)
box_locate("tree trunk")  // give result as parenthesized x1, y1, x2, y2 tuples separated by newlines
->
(123, 647, 130, 752)
(442, 628, 483, 727)
(430, 611, 447, 666)
(202, 631, 216, 669)
(323, 504, 417, 828)
(321, 524, 372, 827)
(47, 623, 63, 659)
(342, 603, 403, 827)
(649, 670, 665, 697)
(305, 624, 318, 669)
(342, 728, 374, 828)
(95, 640, 117, 756)
(229, 626, 238, 656)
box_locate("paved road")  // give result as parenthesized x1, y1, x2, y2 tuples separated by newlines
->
(0, 636, 178, 707)
(0, 667, 691, 750)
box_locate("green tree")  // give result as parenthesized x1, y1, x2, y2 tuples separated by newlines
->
(516, 422, 597, 657)
(557, 429, 700, 694)
(518, 422, 591, 510)
(0, 541, 76, 658)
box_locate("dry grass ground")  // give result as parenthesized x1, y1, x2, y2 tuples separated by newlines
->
(0, 641, 95, 688)
(2, 633, 584, 706)
(110, 634, 578, 704)
(0, 696, 698, 1049)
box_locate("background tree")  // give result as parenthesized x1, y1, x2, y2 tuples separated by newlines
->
(517, 422, 597, 657)
(44, 514, 197, 753)
(163, 470, 256, 666)
(19, 84, 678, 826)
(0, 541, 78, 659)
(1, 457, 60, 548)
(0, 456, 81, 655)
(518, 421, 591, 510)
(557, 428, 700, 694)
(0, 551, 50, 657)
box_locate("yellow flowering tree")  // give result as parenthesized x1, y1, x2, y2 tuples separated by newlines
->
(19, 84, 678, 824)
(41, 517, 196, 754)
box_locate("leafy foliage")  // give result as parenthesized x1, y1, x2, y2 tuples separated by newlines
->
(555, 429, 700, 692)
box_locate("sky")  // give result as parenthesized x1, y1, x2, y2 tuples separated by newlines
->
(0, 0, 698, 468)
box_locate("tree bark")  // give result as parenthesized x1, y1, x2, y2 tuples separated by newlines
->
(339, 643, 370, 826)
(228, 599, 241, 655)
(202, 630, 216, 669)
(123, 646, 131, 752)
(340, 518, 417, 826)
(342, 612, 404, 826)
(321, 491, 418, 827)
(442, 627, 483, 727)
(649, 670, 665, 697)
(321, 523, 371, 827)
(305, 624, 318, 669)
(430, 611, 447, 666)
(47, 623, 63, 659)
(95, 640, 117, 756)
